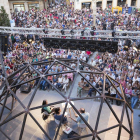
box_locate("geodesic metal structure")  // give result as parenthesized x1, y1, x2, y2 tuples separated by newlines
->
(0, 51, 133, 140)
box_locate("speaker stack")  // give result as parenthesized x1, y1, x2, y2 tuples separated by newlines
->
(0, 34, 9, 53)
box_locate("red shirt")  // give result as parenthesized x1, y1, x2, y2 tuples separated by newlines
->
(86, 51, 91, 55)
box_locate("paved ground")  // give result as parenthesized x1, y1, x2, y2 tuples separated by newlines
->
(0, 52, 140, 140)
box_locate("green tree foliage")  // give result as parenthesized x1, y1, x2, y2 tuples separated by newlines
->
(0, 6, 10, 26)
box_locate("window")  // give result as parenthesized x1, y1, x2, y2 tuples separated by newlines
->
(14, 4, 25, 12)
(28, 2, 39, 10)
(107, 0, 112, 8)
(131, 0, 136, 6)
(117, 0, 126, 7)
(96, 2, 102, 8)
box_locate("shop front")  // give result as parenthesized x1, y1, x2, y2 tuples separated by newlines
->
(82, 2, 91, 9)
(13, 3, 25, 12)
(131, 0, 136, 6)
(96, 1, 102, 8)
(28, 2, 39, 10)
(107, 0, 112, 8)
(117, 0, 126, 7)
(9, 0, 45, 12)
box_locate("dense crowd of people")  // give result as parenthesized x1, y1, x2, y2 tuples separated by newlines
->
(11, 3, 140, 31)
(0, 3, 139, 111)
(87, 45, 140, 109)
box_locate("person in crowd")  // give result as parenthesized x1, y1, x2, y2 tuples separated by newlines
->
(54, 107, 68, 124)
(90, 59, 96, 67)
(105, 82, 110, 96)
(52, 75, 58, 86)
(110, 85, 116, 104)
(86, 79, 96, 97)
(56, 75, 63, 88)
(131, 88, 139, 109)
(77, 78, 85, 97)
(69, 108, 89, 126)
(42, 100, 57, 114)
(125, 84, 132, 99)
(62, 75, 69, 93)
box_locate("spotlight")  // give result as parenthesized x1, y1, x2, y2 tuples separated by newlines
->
(70, 29, 74, 35)
(81, 30, 85, 36)
(90, 30, 94, 36)
(61, 30, 65, 35)
(112, 31, 115, 37)
(43, 28, 48, 34)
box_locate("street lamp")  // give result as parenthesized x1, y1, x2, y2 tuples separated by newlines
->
(93, 0, 98, 26)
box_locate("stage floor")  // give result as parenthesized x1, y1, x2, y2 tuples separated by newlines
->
(0, 87, 136, 140)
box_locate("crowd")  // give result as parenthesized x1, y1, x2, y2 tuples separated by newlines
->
(11, 3, 140, 31)
(0, 3, 139, 111)
(84, 42, 140, 109)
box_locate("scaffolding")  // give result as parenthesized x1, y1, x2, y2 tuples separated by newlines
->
(0, 26, 140, 39)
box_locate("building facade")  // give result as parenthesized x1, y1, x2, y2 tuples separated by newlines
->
(8, 0, 45, 13)
(0, 0, 140, 20)
(74, 0, 140, 10)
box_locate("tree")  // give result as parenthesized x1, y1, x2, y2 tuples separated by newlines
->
(0, 6, 10, 27)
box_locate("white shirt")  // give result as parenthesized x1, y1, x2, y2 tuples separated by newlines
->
(110, 86, 116, 95)
(58, 77, 63, 83)
(128, 66, 134, 71)
(85, 75, 90, 81)
(90, 61, 96, 66)
(63, 78, 69, 84)
(95, 77, 100, 83)
(133, 77, 139, 84)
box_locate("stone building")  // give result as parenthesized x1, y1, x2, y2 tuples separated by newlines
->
(0, 0, 140, 20)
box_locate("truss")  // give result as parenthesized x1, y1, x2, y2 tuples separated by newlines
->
(0, 51, 133, 140)
(0, 26, 140, 39)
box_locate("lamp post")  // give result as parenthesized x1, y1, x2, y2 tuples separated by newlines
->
(93, 0, 98, 26)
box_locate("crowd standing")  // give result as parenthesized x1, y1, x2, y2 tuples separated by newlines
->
(0, 3, 140, 110)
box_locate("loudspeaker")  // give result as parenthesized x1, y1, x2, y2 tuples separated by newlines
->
(20, 85, 31, 93)
(0, 34, 8, 53)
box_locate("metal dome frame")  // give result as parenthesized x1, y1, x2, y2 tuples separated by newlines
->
(0, 51, 133, 140)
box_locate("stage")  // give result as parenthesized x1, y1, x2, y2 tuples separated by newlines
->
(0, 87, 136, 140)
